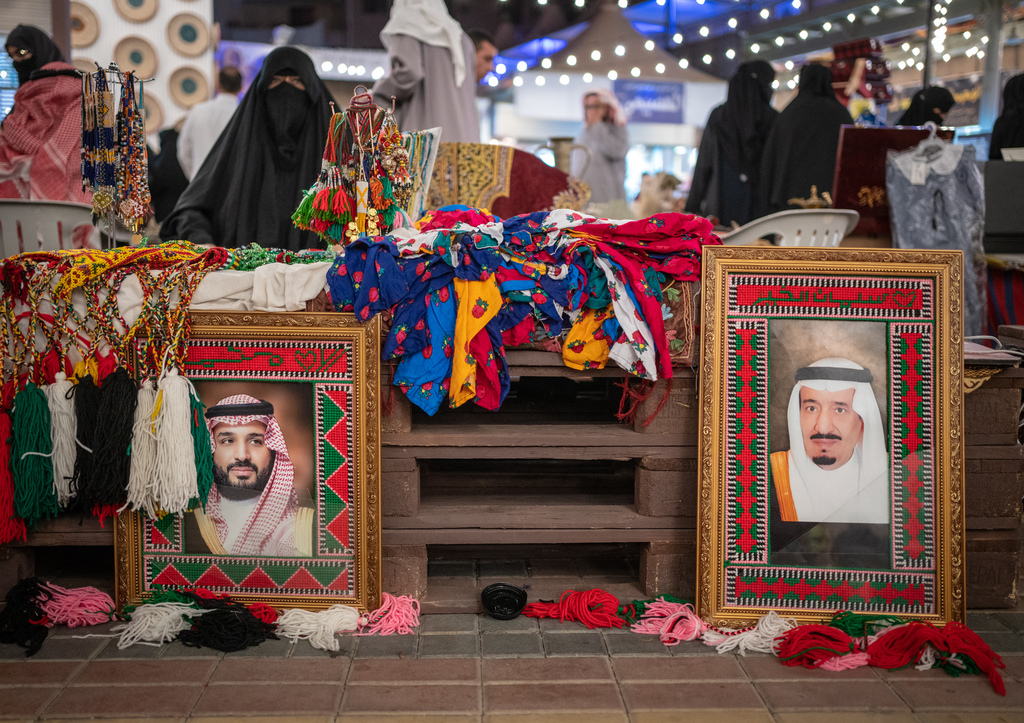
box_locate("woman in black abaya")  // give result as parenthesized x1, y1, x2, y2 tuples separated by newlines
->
(895, 86, 955, 127)
(759, 64, 853, 217)
(684, 60, 777, 227)
(160, 47, 335, 250)
(990, 73, 1024, 160)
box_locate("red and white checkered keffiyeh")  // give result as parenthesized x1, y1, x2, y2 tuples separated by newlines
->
(205, 394, 298, 556)
(0, 62, 92, 204)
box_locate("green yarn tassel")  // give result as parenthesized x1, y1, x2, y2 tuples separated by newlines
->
(188, 389, 213, 509)
(828, 611, 907, 637)
(292, 188, 317, 231)
(123, 586, 200, 616)
(11, 383, 58, 527)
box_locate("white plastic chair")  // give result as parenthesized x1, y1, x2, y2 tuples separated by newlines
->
(719, 209, 860, 247)
(0, 200, 93, 257)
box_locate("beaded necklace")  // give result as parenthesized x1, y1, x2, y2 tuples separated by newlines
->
(84, 68, 117, 219)
(115, 71, 151, 233)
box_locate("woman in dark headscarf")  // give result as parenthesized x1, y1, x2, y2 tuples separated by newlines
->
(990, 73, 1024, 160)
(685, 60, 777, 227)
(896, 86, 955, 127)
(759, 63, 854, 216)
(161, 47, 335, 250)
(0, 25, 90, 203)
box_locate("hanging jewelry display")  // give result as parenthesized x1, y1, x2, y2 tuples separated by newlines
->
(81, 67, 116, 220)
(115, 70, 151, 232)
(293, 87, 413, 247)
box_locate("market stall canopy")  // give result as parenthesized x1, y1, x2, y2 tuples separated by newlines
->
(537, 0, 721, 82)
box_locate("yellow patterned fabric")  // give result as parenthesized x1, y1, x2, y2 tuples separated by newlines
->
(427, 143, 514, 210)
(450, 276, 502, 408)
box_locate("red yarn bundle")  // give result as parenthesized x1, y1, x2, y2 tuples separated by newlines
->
(522, 589, 625, 629)
(775, 624, 859, 669)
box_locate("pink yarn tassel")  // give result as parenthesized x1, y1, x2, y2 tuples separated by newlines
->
(820, 651, 871, 671)
(39, 583, 116, 628)
(356, 592, 420, 636)
(631, 600, 708, 646)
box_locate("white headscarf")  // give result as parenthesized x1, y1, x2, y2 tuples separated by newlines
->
(380, 0, 467, 88)
(785, 358, 889, 523)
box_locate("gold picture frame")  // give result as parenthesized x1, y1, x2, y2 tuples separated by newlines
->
(696, 247, 964, 626)
(115, 311, 382, 612)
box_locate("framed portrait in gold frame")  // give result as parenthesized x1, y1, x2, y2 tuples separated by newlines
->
(696, 247, 964, 626)
(115, 311, 382, 612)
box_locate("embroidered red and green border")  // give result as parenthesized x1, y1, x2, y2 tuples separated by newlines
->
(726, 566, 934, 614)
(317, 386, 353, 556)
(143, 513, 182, 553)
(725, 320, 769, 564)
(890, 324, 935, 570)
(183, 340, 352, 381)
(728, 275, 933, 320)
(146, 555, 354, 597)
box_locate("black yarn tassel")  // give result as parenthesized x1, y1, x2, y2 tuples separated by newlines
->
(84, 367, 138, 509)
(0, 577, 52, 657)
(68, 374, 102, 512)
(177, 605, 277, 652)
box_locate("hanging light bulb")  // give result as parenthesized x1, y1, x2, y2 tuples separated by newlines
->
(702, 54, 712, 64)
(942, 53, 951, 61)
(785, 60, 794, 70)
(898, 60, 906, 69)
(963, 31, 971, 39)
(487, 76, 498, 87)
(583, 72, 593, 82)
(728, 17, 738, 28)
(847, 12, 856, 22)
(615, 45, 626, 56)
(673, 33, 683, 43)
(630, 66, 641, 76)
(679, 58, 689, 68)
(591, 50, 601, 61)
(978, 49, 985, 58)
(645, 40, 655, 50)
(538, 0, 547, 4)
(751, 43, 760, 53)
(496, 63, 506, 74)
(725, 48, 736, 59)
(787, 78, 797, 89)
(608, 69, 618, 79)
(902, 42, 910, 50)
(916, 61, 924, 70)
(372, 66, 385, 79)
(760, 8, 770, 19)
(982, 35, 989, 43)
(656, 62, 666, 73)
(535, 75, 545, 85)
(823, 21, 832, 31)
(775, 36, 785, 46)
(700, 26, 709, 36)
(575, 0, 584, 6)
(566, 55, 576, 66)
(541, 58, 552, 69)
(618, 0, 627, 7)
(321, 61, 333, 72)
(792, 0, 801, 7)
(871, 5, 879, 13)
(559, 74, 570, 84)
(772, 79, 780, 89)
(517, 60, 528, 71)
(799, 30, 808, 39)
(513, 76, 523, 86)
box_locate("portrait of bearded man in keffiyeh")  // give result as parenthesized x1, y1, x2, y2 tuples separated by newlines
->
(185, 394, 314, 557)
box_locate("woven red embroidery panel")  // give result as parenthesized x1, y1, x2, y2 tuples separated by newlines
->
(318, 386, 352, 556)
(184, 340, 351, 381)
(729, 275, 933, 320)
(147, 556, 354, 597)
(726, 567, 933, 613)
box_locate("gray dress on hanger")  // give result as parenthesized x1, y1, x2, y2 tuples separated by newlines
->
(886, 142, 986, 336)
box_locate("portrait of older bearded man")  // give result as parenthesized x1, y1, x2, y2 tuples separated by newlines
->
(770, 357, 890, 525)
(185, 394, 314, 557)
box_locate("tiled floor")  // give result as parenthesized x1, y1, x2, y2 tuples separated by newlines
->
(3, 611, 1024, 721)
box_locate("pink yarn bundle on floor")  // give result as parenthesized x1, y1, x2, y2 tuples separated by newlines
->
(38, 583, 115, 628)
(356, 592, 420, 635)
(631, 599, 708, 645)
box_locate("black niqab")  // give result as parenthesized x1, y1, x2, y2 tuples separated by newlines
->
(758, 64, 854, 216)
(990, 73, 1024, 160)
(5, 25, 64, 86)
(719, 60, 777, 178)
(160, 47, 335, 250)
(896, 86, 955, 126)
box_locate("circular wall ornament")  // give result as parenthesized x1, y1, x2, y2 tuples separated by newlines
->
(142, 93, 163, 134)
(169, 66, 208, 109)
(167, 13, 210, 57)
(114, 36, 158, 77)
(71, 56, 96, 74)
(70, 2, 99, 48)
(113, 0, 159, 23)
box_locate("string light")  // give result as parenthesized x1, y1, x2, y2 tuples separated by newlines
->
(338, 63, 348, 73)
(772, 79, 780, 89)
(700, 26, 709, 36)
(871, 5, 879, 13)
(538, 0, 547, 5)
(608, 69, 618, 79)
(513, 76, 523, 86)
(702, 54, 712, 64)
(847, 12, 856, 21)
(679, 58, 689, 68)
(495, 62, 506, 74)
(371, 66, 384, 79)
(760, 8, 770, 18)
(541, 58, 552, 68)
(517, 60, 528, 71)
(321, 61, 333, 72)
(912, 46, 920, 55)
(583, 72, 593, 82)
(751, 43, 760, 53)
(775, 36, 785, 46)
(725, 49, 735, 59)
(942, 53, 951, 61)
(618, 0, 627, 7)
(787, 78, 797, 89)
(902, 42, 910, 50)
(566, 55, 576, 66)
(631, 66, 641, 76)
(645, 39, 655, 50)
(799, 30, 808, 39)
(487, 76, 498, 86)
(615, 45, 626, 56)
(575, 0, 584, 6)
(559, 74, 570, 84)
(978, 50, 985, 58)
(535, 75, 545, 85)
(823, 21, 832, 31)
(785, 60, 794, 70)
(982, 35, 989, 43)
(656, 62, 666, 72)
(673, 33, 683, 43)
(591, 50, 601, 60)
(897, 60, 906, 69)
(728, 18, 738, 28)
(963, 31, 971, 39)
(792, 0, 801, 7)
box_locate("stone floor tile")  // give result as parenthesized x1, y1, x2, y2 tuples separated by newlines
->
(914, 712, 1024, 722)
(978, 631, 1024, 654)
(1001, 656, 1024, 682)
(0, 685, 60, 718)
(70, 658, 216, 685)
(543, 631, 608, 656)
(0, 660, 81, 685)
(341, 683, 480, 713)
(480, 632, 543, 657)
(482, 656, 613, 682)
(668, 639, 731, 656)
(349, 657, 479, 683)
(159, 640, 225, 659)
(740, 656, 880, 680)
(478, 560, 528, 578)
(483, 682, 624, 712)
(41, 683, 203, 718)
(21, 637, 106, 660)
(993, 612, 1024, 633)
(887, 677, 1024, 709)
(630, 712, 775, 723)
(221, 637, 295, 658)
(289, 638, 354, 658)
(95, 638, 164, 659)
(192, 683, 343, 716)
(419, 614, 479, 633)
(350, 633, 418, 658)
(418, 633, 479, 657)
(967, 613, 1013, 633)
(621, 682, 763, 710)
(211, 656, 350, 683)
(614, 655, 746, 681)
(48, 622, 119, 638)
(756, 680, 910, 711)
(191, 717, 333, 723)
(485, 713, 626, 723)
(773, 714, 919, 723)
(528, 559, 581, 577)
(45, 719, 185, 723)
(428, 560, 476, 578)
(479, 614, 537, 633)
(537, 616, 585, 632)
(603, 633, 675, 656)
(339, 716, 480, 723)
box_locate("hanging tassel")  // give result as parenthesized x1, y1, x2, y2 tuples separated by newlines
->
(0, 401, 27, 544)
(775, 624, 859, 669)
(112, 602, 204, 648)
(291, 188, 317, 231)
(126, 380, 159, 515)
(44, 373, 76, 509)
(522, 589, 625, 629)
(82, 367, 138, 513)
(829, 610, 906, 638)
(630, 599, 708, 645)
(189, 387, 213, 508)
(38, 583, 116, 628)
(11, 383, 58, 527)
(702, 610, 797, 656)
(95, 351, 118, 385)
(0, 577, 53, 657)
(614, 378, 655, 426)
(276, 605, 360, 651)
(356, 593, 420, 636)
(152, 369, 199, 515)
(248, 603, 278, 625)
(69, 373, 102, 511)
(177, 605, 277, 652)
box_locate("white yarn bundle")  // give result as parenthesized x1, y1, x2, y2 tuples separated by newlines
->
(702, 610, 798, 655)
(125, 380, 159, 515)
(152, 369, 198, 514)
(112, 603, 205, 648)
(44, 372, 77, 507)
(275, 605, 361, 651)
